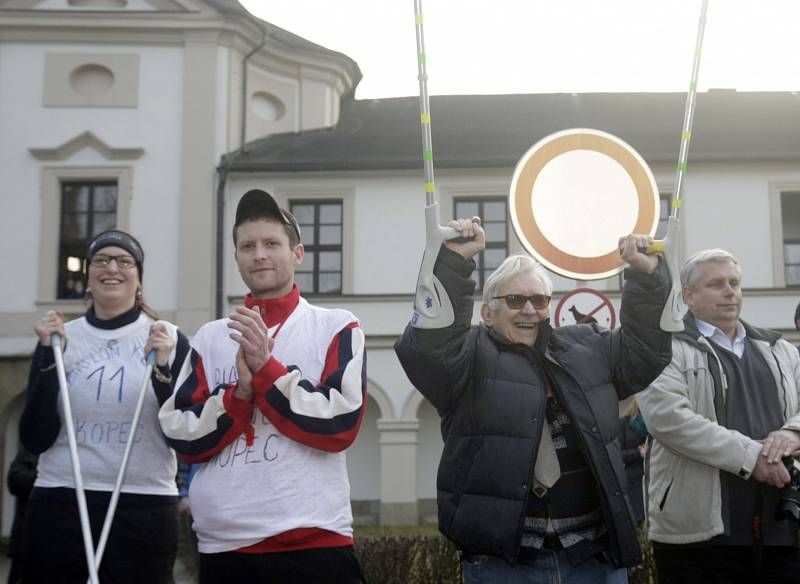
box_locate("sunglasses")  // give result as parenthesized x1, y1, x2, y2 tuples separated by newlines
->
(493, 294, 551, 310)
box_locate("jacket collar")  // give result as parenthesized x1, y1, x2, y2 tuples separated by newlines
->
(244, 284, 300, 327)
(678, 312, 782, 349)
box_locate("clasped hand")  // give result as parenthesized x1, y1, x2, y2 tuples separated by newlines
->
(227, 307, 274, 401)
(753, 430, 800, 488)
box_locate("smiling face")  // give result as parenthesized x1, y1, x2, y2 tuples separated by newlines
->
(481, 271, 549, 347)
(234, 219, 304, 299)
(684, 260, 742, 338)
(87, 245, 140, 318)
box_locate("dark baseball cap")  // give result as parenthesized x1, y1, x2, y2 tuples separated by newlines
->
(234, 189, 301, 244)
(86, 229, 145, 278)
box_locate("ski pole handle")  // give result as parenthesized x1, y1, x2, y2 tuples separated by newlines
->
(645, 240, 665, 254)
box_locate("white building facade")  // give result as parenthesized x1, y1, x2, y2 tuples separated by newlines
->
(1, 0, 799, 535)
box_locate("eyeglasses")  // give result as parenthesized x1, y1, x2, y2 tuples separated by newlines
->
(89, 254, 137, 270)
(493, 294, 551, 310)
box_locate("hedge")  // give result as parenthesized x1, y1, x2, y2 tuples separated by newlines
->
(353, 526, 657, 584)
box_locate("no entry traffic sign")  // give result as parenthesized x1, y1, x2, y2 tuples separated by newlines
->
(508, 128, 660, 280)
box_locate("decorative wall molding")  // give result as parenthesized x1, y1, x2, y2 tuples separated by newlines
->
(29, 131, 144, 161)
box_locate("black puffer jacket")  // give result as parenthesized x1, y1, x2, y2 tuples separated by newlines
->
(395, 248, 671, 566)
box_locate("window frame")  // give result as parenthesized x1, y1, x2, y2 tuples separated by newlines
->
(655, 192, 673, 240)
(452, 196, 509, 291)
(289, 199, 344, 295)
(57, 180, 119, 299)
(769, 183, 800, 288)
(37, 166, 132, 310)
(784, 239, 800, 287)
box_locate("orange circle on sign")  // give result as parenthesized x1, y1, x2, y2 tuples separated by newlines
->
(509, 129, 659, 280)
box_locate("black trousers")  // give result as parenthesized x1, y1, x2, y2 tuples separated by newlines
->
(22, 497, 177, 584)
(655, 544, 800, 584)
(199, 546, 365, 584)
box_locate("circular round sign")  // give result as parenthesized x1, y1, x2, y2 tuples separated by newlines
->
(509, 128, 659, 280)
(554, 288, 617, 329)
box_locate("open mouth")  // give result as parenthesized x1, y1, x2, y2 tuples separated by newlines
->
(514, 323, 538, 330)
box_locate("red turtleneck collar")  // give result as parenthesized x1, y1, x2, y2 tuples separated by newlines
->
(244, 284, 300, 328)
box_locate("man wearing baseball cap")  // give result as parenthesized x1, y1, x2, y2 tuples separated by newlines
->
(157, 189, 367, 583)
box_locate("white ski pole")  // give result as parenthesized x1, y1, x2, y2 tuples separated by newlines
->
(89, 349, 157, 579)
(646, 0, 709, 332)
(52, 333, 100, 584)
(411, 0, 462, 329)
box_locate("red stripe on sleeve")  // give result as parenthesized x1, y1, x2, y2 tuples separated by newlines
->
(191, 357, 211, 405)
(256, 392, 367, 452)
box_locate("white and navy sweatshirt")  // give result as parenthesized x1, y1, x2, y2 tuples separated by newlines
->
(156, 286, 368, 554)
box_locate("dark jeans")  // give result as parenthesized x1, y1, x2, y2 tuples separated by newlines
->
(463, 551, 627, 584)
(199, 546, 365, 584)
(655, 544, 800, 584)
(22, 497, 177, 584)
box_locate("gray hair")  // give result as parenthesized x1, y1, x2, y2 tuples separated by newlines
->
(482, 254, 554, 310)
(680, 248, 742, 289)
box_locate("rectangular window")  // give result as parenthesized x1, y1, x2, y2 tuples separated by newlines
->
(782, 191, 800, 286)
(290, 200, 343, 294)
(58, 181, 118, 299)
(453, 197, 508, 290)
(655, 193, 672, 240)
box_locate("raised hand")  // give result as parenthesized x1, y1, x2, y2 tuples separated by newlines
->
(618, 233, 659, 274)
(34, 310, 66, 347)
(144, 322, 175, 367)
(443, 216, 486, 260)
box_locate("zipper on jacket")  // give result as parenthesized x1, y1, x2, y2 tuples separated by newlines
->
(699, 336, 728, 406)
(770, 349, 791, 420)
(510, 354, 549, 564)
(539, 353, 626, 556)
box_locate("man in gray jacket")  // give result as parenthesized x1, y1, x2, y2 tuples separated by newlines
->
(638, 248, 800, 583)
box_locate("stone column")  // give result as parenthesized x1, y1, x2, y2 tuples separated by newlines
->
(378, 419, 419, 526)
(176, 31, 220, 333)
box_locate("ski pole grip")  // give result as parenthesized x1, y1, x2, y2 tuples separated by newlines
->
(51, 333, 63, 348)
(439, 226, 460, 241)
(645, 240, 665, 254)
(440, 225, 479, 244)
(145, 350, 157, 365)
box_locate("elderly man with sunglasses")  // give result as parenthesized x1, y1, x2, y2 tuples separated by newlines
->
(395, 217, 672, 584)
